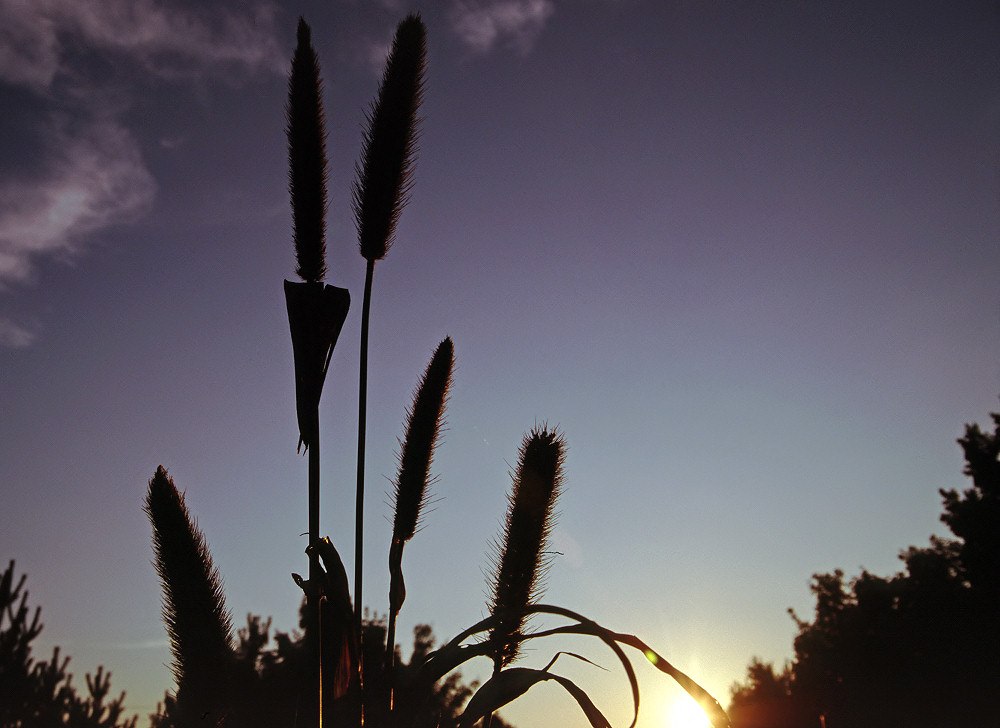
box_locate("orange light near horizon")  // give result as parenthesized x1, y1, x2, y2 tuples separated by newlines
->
(665, 695, 711, 728)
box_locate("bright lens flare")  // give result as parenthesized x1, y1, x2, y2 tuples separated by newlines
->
(666, 695, 711, 728)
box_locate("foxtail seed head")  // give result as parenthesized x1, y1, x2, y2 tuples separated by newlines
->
(287, 18, 328, 282)
(354, 14, 426, 262)
(391, 336, 454, 544)
(487, 427, 565, 669)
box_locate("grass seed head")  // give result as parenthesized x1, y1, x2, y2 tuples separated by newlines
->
(354, 14, 426, 262)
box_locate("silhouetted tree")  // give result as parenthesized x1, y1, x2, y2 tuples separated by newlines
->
(940, 412, 1000, 596)
(729, 410, 1000, 728)
(728, 659, 805, 728)
(0, 560, 137, 728)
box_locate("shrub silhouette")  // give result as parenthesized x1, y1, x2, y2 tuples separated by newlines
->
(729, 411, 1000, 728)
(0, 560, 137, 728)
(146, 13, 730, 728)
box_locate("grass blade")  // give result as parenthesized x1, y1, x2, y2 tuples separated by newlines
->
(458, 666, 611, 728)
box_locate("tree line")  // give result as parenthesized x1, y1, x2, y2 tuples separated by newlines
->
(729, 410, 1000, 727)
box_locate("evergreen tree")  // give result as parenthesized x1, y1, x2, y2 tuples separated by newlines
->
(0, 561, 137, 728)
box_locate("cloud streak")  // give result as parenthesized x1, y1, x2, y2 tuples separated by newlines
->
(0, 0, 286, 345)
(0, 0, 286, 91)
(0, 115, 156, 284)
(0, 318, 36, 348)
(450, 0, 555, 54)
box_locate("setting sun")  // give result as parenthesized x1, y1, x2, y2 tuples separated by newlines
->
(666, 696, 711, 728)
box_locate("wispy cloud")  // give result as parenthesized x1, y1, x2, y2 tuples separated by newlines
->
(0, 317, 37, 348)
(0, 0, 285, 345)
(0, 115, 156, 284)
(450, 0, 555, 55)
(0, 0, 286, 91)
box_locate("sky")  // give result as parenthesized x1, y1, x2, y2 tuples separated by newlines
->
(1, 0, 998, 726)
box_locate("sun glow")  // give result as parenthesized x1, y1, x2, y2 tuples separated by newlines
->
(666, 695, 711, 728)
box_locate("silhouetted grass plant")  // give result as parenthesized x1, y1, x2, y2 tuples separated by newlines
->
(145, 12, 731, 728)
(284, 21, 350, 723)
(145, 466, 234, 726)
(387, 337, 454, 673)
(354, 14, 427, 640)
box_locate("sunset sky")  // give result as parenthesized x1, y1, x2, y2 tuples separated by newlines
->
(1, 1, 998, 726)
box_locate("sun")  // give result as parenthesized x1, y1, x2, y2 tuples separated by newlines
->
(665, 696, 711, 728)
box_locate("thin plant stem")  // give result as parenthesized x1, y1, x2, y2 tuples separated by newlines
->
(309, 417, 322, 728)
(309, 415, 320, 582)
(385, 337, 454, 703)
(356, 259, 374, 626)
(355, 257, 375, 721)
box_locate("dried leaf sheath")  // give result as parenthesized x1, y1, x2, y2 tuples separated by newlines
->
(287, 18, 328, 282)
(487, 428, 566, 669)
(353, 14, 426, 262)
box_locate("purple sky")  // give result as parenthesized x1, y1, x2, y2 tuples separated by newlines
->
(1, 1, 998, 726)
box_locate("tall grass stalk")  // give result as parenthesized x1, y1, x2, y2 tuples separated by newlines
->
(352, 13, 426, 644)
(387, 337, 454, 673)
(285, 16, 330, 587)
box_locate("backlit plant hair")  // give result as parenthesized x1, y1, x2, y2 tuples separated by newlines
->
(353, 14, 426, 263)
(287, 18, 328, 283)
(146, 13, 735, 728)
(487, 427, 566, 671)
(353, 12, 427, 640)
(387, 337, 454, 676)
(145, 466, 234, 725)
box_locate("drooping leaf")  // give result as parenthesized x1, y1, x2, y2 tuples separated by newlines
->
(613, 633, 731, 728)
(525, 603, 730, 728)
(458, 666, 611, 728)
(411, 606, 640, 728)
(458, 667, 540, 727)
(518, 606, 640, 728)
(547, 673, 613, 728)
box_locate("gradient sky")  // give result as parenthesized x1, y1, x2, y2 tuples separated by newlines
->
(1, 1, 998, 726)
